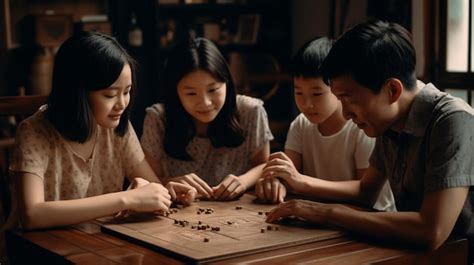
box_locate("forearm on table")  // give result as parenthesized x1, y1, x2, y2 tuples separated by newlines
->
(21, 191, 129, 230)
(238, 164, 265, 190)
(292, 177, 368, 205)
(328, 205, 444, 250)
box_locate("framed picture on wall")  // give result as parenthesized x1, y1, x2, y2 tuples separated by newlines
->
(234, 14, 260, 44)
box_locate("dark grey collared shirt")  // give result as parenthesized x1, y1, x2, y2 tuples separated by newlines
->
(370, 83, 474, 253)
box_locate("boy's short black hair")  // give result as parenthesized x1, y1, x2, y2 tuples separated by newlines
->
(291, 36, 333, 78)
(47, 31, 137, 143)
(321, 20, 417, 93)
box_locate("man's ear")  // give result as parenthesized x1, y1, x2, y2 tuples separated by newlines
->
(385, 78, 403, 103)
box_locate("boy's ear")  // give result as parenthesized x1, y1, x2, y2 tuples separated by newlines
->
(385, 78, 403, 103)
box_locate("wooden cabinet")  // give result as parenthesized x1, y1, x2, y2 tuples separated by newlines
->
(0, 0, 295, 147)
(108, 0, 294, 145)
(0, 0, 109, 96)
(156, 0, 294, 148)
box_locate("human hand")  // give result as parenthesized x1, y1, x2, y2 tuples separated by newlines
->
(125, 182, 171, 213)
(130, 177, 150, 189)
(170, 173, 213, 199)
(116, 177, 153, 218)
(265, 199, 332, 225)
(262, 152, 304, 192)
(212, 174, 246, 201)
(255, 177, 287, 204)
(166, 181, 197, 206)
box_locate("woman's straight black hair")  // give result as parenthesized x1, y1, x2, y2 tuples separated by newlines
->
(47, 31, 138, 142)
(162, 37, 245, 161)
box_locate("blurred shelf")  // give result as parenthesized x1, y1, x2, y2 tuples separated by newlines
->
(247, 73, 291, 84)
(0, 137, 14, 148)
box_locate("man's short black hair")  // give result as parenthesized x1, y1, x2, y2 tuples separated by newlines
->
(321, 20, 417, 93)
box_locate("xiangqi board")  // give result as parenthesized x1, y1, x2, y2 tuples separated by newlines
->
(99, 194, 343, 264)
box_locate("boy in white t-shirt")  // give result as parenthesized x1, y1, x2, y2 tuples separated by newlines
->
(256, 37, 395, 211)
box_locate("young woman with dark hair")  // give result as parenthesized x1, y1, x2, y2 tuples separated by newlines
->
(7, 31, 195, 230)
(141, 37, 273, 200)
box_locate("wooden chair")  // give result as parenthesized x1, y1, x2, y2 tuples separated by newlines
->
(229, 52, 292, 152)
(229, 52, 287, 102)
(0, 95, 48, 220)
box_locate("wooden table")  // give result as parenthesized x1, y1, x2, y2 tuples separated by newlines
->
(6, 221, 468, 265)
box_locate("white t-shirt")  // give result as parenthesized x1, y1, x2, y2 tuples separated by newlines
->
(285, 114, 395, 211)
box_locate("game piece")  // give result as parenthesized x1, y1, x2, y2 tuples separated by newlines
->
(101, 194, 343, 263)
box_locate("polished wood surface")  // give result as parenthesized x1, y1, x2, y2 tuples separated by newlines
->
(6, 221, 468, 265)
(99, 194, 343, 263)
(0, 95, 48, 116)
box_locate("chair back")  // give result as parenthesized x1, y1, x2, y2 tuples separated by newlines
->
(0, 95, 48, 219)
(0, 95, 49, 116)
(229, 52, 286, 102)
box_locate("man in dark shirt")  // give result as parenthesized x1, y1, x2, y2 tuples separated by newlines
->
(264, 20, 474, 263)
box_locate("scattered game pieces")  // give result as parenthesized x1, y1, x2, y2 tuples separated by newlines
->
(154, 197, 281, 241)
(102, 194, 343, 262)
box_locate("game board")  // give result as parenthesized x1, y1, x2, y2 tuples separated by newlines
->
(99, 194, 343, 264)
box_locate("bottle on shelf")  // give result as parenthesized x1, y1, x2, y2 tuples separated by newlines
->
(128, 13, 143, 48)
